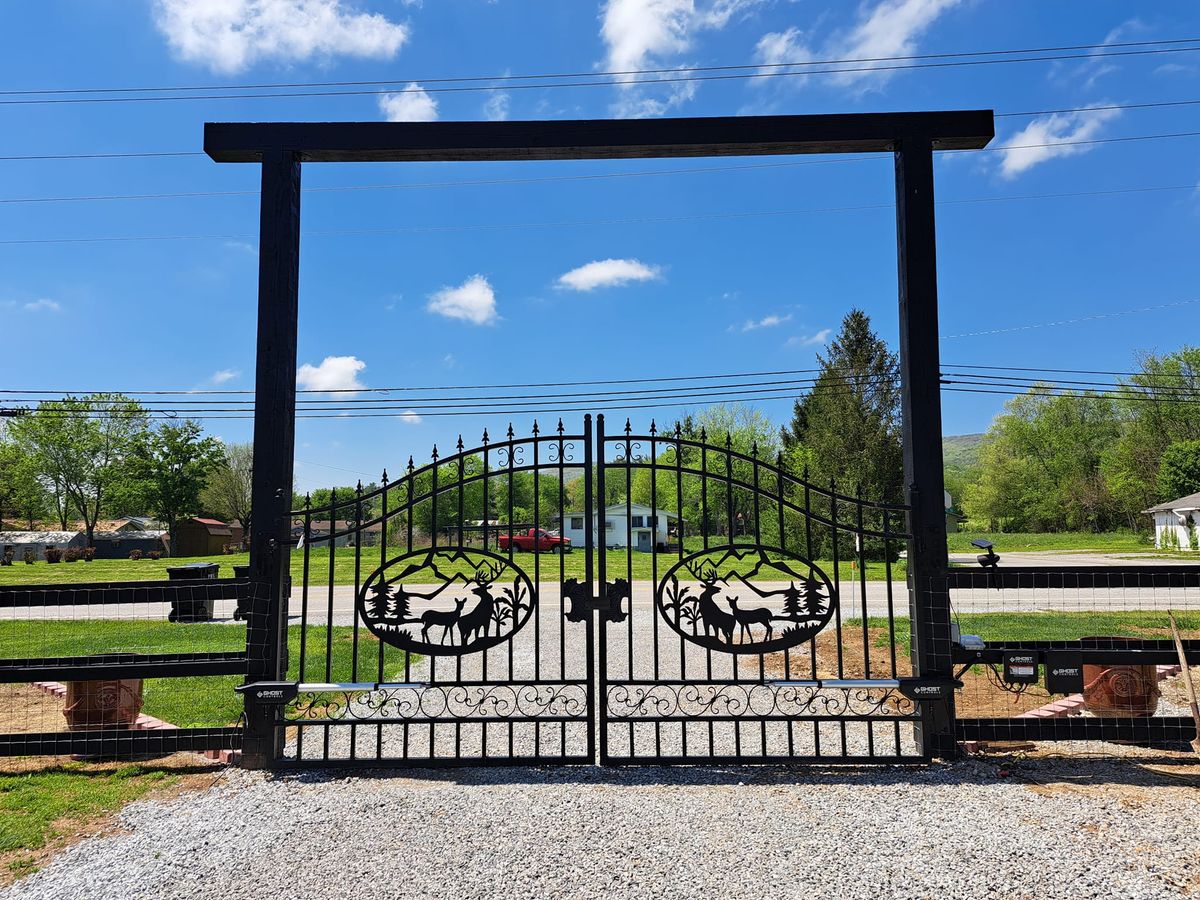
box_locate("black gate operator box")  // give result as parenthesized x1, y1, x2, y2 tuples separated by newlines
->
(1043, 650, 1085, 694)
(1001, 651, 1040, 685)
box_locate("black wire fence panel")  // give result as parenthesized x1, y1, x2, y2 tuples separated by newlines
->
(0, 577, 248, 757)
(940, 569, 1200, 757)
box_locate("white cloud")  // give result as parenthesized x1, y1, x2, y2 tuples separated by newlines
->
(398, 410, 422, 424)
(379, 83, 438, 122)
(557, 258, 662, 292)
(21, 298, 61, 313)
(296, 355, 367, 392)
(210, 368, 241, 384)
(786, 328, 831, 348)
(600, 0, 764, 117)
(755, 0, 960, 95)
(483, 90, 511, 121)
(443, 353, 457, 368)
(153, 0, 409, 75)
(995, 106, 1122, 179)
(1054, 19, 1147, 89)
(427, 275, 498, 325)
(738, 313, 792, 332)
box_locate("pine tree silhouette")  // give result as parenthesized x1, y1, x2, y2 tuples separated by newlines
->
(801, 576, 827, 617)
(367, 584, 394, 619)
(781, 581, 804, 620)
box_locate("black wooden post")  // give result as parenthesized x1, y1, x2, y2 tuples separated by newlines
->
(242, 149, 302, 769)
(894, 137, 956, 759)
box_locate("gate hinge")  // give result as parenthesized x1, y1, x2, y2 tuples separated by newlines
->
(563, 578, 631, 623)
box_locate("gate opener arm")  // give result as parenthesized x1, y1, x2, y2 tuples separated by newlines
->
(768, 677, 960, 700)
(236, 680, 428, 705)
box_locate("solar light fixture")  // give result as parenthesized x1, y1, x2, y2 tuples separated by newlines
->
(972, 538, 1000, 568)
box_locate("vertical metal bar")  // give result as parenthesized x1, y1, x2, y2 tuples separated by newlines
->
(753, 448, 767, 758)
(884, 509, 901, 755)
(296, 497, 311, 761)
(830, 479, 846, 755)
(675, 426, 687, 757)
(649, 423, 661, 759)
(532, 423, 541, 756)
(623, 421, 634, 760)
(379, 469, 390, 760)
(242, 149, 301, 770)
(429, 447, 439, 760)
(323, 490, 336, 761)
(699, 432, 713, 756)
(895, 137, 955, 759)
(584, 415, 599, 763)
(855, 486, 874, 757)
(350, 483, 363, 760)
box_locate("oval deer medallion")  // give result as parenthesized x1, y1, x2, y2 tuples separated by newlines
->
(656, 547, 838, 655)
(358, 549, 535, 656)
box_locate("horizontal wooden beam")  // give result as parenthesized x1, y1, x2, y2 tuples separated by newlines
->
(942, 565, 1200, 590)
(0, 577, 246, 608)
(205, 111, 995, 163)
(0, 727, 243, 758)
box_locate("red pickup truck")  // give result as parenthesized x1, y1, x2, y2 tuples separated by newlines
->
(496, 528, 572, 553)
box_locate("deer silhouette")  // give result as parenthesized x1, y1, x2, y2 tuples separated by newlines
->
(457, 560, 504, 646)
(685, 561, 736, 644)
(727, 596, 774, 642)
(420, 596, 468, 645)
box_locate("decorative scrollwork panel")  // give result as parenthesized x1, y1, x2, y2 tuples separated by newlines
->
(606, 683, 916, 719)
(285, 683, 590, 722)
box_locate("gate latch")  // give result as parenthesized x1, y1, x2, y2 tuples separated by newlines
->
(563, 578, 631, 623)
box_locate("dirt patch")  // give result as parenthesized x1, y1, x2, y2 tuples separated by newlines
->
(0, 684, 67, 734)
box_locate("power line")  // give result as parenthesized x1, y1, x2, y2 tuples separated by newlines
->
(3, 42, 1198, 107)
(4, 169, 1198, 247)
(7, 37, 1196, 97)
(941, 298, 1200, 338)
(5, 97, 1198, 165)
(943, 363, 1198, 380)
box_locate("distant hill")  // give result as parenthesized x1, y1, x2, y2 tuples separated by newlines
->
(943, 433, 984, 471)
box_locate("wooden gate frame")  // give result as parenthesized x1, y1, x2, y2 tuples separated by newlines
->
(204, 111, 996, 768)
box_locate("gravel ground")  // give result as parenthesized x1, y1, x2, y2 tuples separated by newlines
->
(4, 755, 1198, 900)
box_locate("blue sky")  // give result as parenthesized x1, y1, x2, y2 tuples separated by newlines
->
(1, 1, 1198, 492)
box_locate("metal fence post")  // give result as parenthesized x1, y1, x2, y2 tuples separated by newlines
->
(894, 137, 957, 759)
(242, 149, 302, 769)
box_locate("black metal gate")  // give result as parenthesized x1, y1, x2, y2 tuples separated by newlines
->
(258, 415, 950, 767)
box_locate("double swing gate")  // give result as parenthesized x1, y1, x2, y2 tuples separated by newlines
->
(259, 415, 948, 767)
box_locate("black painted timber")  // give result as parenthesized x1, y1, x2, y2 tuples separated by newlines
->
(205, 111, 995, 163)
(0, 727, 243, 758)
(0, 652, 248, 683)
(943, 566, 1200, 590)
(0, 578, 246, 608)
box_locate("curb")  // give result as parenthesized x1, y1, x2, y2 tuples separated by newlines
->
(30, 681, 239, 764)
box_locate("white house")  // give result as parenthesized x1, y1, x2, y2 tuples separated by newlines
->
(1144, 492, 1200, 551)
(560, 504, 677, 552)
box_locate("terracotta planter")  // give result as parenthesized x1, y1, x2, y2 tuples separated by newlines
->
(1081, 637, 1159, 717)
(63, 678, 144, 731)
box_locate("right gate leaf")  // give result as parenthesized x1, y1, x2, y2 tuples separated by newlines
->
(656, 546, 838, 655)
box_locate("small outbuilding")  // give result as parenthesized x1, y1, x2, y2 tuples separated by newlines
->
(0, 531, 87, 560)
(560, 503, 678, 552)
(90, 530, 170, 559)
(174, 518, 235, 557)
(1144, 492, 1200, 551)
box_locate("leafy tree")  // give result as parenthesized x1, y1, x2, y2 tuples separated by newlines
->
(1101, 347, 1200, 523)
(963, 389, 1120, 532)
(1158, 440, 1200, 501)
(9, 394, 147, 545)
(128, 421, 225, 554)
(782, 309, 903, 504)
(200, 442, 253, 532)
(0, 442, 48, 529)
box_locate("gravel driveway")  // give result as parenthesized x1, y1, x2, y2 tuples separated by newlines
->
(4, 756, 1198, 900)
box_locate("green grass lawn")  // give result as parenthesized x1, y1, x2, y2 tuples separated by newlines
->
(0, 761, 191, 881)
(0, 544, 908, 585)
(856, 609, 1200, 653)
(946, 531, 1153, 553)
(0, 621, 414, 729)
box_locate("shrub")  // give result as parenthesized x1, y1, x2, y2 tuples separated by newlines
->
(83, 547, 95, 561)
(1, 551, 12, 567)
(44, 547, 62, 563)
(223, 543, 240, 555)
(148, 550, 163, 560)
(23, 549, 35, 565)
(129, 550, 143, 561)
(64, 548, 81, 563)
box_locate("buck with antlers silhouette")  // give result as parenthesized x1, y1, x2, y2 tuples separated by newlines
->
(685, 560, 736, 644)
(457, 560, 505, 645)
